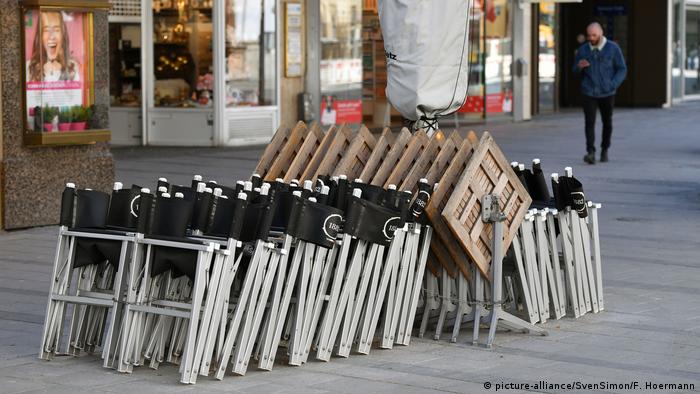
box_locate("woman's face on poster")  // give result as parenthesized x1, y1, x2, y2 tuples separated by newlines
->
(41, 12, 63, 62)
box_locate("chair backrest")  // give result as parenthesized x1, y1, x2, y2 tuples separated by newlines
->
(74, 190, 110, 229)
(150, 196, 194, 237)
(106, 185, 141, 230)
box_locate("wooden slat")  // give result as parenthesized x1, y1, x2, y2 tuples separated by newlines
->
(311, 125, 354, 180)
(441, 132, 532, 279)
(429, 235, 458, 278)
(300, 125, 338, 182)
(253, 124, 293, 178)
(383, 130, 430, 188)
(265, 122, 310, 181)
(425, 253, 441, 278)
(424, 137, 478, 279)
(399, 130, 447, 194)
(284, 123, 325, 183)
(423, 131, 463, 187)
(358, 128, 397, 182)
(370, 128, 412, 186)
(334, 125, 377, 181)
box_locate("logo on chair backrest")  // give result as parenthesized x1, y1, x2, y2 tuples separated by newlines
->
(130, 195, 141, 218)
(571, 192, 586, 214)
(412, 190, 430, 217)
(382, 217, 401, 241)
(322, 214, 343, 242)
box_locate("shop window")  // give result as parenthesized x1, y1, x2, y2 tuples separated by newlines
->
(320, 0, 363, 126)
(152, 0, 213, 108)
(110, 23, 142, 107)
(225, 0, 277, 107)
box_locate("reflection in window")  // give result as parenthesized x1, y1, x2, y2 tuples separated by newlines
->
(225, 0, 277, 107)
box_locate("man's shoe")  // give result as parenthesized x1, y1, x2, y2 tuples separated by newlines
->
(583, 152, 596, 165)
(600, 150, 609, 162)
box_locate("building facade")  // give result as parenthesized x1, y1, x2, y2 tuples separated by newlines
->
(106, 0, 693, 147)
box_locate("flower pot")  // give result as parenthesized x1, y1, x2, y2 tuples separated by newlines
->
(44, 123, 54, 132)
(58, 123, 72, 131)
(71, 122, 87, 131)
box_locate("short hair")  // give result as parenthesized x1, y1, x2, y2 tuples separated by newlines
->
(587, 22, 604, 33)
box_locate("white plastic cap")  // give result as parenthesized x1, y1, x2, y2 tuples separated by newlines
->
(433, 183, 439, 191)
(236, 180, 245, 186)
(193, 175, 202, 181)
(66, 182, 76, 188)
(220, 195, 229, 200)
(140, 187, 150, 193)
(204, 187, 213, 194)
(244, 181, 253, 191)
(291, 178, 300, 185)
(551, 173, 559, 182)
(175, 192, 184, 199)
(303, 180, 313, 190)
(339, 175, 347, 180)
(85, 188, 92, 191)
(253, 173, 261, 179)
(419, 178, 428, 184)
(321, 185, 330, 195)
(510, 161, 519, 168)
(196, 182, 206, 193)
(158, 186, 167, 193)
(261, 183, 271, 195)
(352, 188, 362, 198)
(533, 158, 540, 165)
(162, 192, 171, 198)
(214, 188, 223, 197)
(113, 182, 123, 191)
(309, 197, 317, 203)
(331, 176, 339, 182)
(158, 177, 167, 182)
(354, 178, 363, 184)
(276, 178, 284, 183)
(388, 184, 397, 190)
(293, 191, 302, 197)
(564, 167, 573, 177)
(518, 164, 525, 171)
(210, 180, 218, 184)
(237, 192, 247, 200)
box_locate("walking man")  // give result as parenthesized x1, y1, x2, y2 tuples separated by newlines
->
(573, 22, 627, 164)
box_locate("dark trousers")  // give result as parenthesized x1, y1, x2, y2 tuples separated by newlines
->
(582, 95, 614, 154)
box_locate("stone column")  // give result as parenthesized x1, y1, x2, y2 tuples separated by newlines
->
(0, 1, 114, 230)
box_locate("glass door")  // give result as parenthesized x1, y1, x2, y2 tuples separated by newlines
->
(145, 0, 216, 146)
(537, 2, 557, 113)
(685, 6, 700, 96)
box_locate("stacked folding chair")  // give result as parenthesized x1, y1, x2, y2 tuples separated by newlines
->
(38, 122, 605, 385)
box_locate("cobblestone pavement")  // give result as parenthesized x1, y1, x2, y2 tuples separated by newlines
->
(1, 103, 699, 393)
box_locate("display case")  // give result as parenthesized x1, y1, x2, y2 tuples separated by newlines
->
(20, 0, 111, 147)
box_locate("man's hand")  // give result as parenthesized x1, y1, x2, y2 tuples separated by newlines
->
(578, 59, 590, 69)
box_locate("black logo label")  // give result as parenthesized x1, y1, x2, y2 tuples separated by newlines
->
(385, 51, 397, 60)
(382, 216, 401, 241)
(130, 195, 141, 218)
(322, 214, 343, 242)
(571, 192, 586, 213)
(411, 190, 430, 217)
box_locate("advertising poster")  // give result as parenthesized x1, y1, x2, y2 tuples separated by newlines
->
(320, 95, 362, 126)
(24, 10, 88, 130)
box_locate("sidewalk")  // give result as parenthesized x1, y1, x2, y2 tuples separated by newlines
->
(1, 103, 699, 393)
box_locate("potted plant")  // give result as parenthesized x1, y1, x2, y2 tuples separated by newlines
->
(42, 106, 58, 132)
(71, 106, 89, 131)
(58, 107, 73, 131)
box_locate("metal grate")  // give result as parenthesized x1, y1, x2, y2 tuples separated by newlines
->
(109, 0, 141, 18)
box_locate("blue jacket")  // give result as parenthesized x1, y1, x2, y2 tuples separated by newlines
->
(573, 39, 627, 98)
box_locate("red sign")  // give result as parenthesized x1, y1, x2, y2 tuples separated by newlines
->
(458, 92, 513, 114)
(320, 97, 362, 125)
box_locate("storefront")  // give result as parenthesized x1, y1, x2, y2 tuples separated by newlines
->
(672, 0, 700, 101)
(109, 0, 280, 146)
